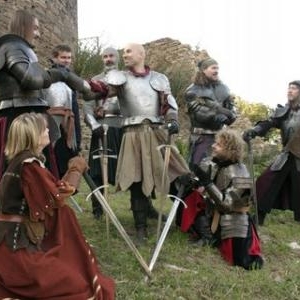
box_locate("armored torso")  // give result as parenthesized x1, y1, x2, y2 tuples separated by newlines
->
(185, 82, 233, 130)
(280, 108, 300, 146)
(106, 69, 172, 125)
(0, 34, 47, 110)
(118, 71, 160, 118)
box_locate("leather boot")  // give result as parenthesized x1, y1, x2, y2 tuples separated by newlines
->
(190, 212, 212, 246)
(132, 210, 148, 245)
(92, 195, 103, 220)
(294, 211, 300, 222)
(258, 211, 266, 226)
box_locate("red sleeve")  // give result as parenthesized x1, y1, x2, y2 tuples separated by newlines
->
(21, 161, 66, 221)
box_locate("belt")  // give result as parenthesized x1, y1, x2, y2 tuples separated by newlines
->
(192, 127, 218, 135)
(0, 213, 25, 223)
(104, 113, 122, 117)
(124, 123, 166, 133)
(234, 206, 250, 213)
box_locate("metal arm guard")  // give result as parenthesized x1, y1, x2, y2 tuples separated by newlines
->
(83, 101, 101, 131)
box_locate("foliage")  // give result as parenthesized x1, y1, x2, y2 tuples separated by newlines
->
(73, 184, 300, 300)
(175, 139, 189, 161)
(74, 38, 104, 78)
(235, 96, 272, 124)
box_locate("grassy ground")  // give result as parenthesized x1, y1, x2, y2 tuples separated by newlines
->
(72, 182, 300, 300)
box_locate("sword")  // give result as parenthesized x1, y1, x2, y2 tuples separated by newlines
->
(247, 140, 259, 227)
(69, 195, 83, 213)
(101, 124, 110, 240)
(92, 124, 117, 241)
(146, 186, 187, 279)
(156, 132, 179, 241)
(83, 172, 152, 278)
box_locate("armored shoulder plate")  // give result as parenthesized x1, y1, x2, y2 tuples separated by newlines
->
(0, 34, 37, 70)
(226, 163, 250, 180)
(44, 82, 72, 108)
(0, 34, 17, 70)
(104, 69, 126, 86)
(213, 82, 230, 102)
(149, 71, 171, 94)
(271, 104, 289, 119)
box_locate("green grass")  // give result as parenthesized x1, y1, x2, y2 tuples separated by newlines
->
(71, 182, 300, 300)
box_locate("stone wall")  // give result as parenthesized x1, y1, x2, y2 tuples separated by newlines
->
(0, 0, 78, 66)
(145, 37, 210, 80)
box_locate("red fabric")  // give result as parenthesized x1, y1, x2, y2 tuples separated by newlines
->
(180, 191, 206, 232)
(89, 79, 109, 96)
(129, 65, 150, 77)
(219, 239, 234, 265)
(0, 162, 115, 299)
(47, 141, 60, 179)
(219, 223, 262, 267)
(248, 225, 262, 256)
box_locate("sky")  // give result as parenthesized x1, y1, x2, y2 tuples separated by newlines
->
(78, 0, 300, 107)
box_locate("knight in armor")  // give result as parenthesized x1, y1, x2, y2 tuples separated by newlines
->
(191, 129, 263, 270)
(184, 57, 236, 167)
(43, 44, 82, 178)
(89, 43, 189, 243)
(243, 80, 300, 225)
(0, 10, 96, 179)
(83, 47, 124, 219)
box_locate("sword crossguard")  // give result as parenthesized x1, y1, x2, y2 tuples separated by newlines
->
(92, 147, 113, 154)
(156, 144, 179, 153)
(85, 185, 109, 202)
(92, 154, 118, 160)
(167, 194, 188, 208)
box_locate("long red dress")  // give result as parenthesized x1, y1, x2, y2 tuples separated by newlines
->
(0, 156, 115, 299)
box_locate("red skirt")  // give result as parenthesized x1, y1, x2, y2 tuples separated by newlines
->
(0, 206, 115, 299)
(219, 217, 263, 270)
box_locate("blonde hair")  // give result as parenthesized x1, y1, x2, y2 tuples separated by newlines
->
(9, 9, 36, 41)
(5, 113, 47, 161)
(215, 129, 244, 162)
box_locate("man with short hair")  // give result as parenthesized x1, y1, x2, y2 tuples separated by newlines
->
(243, 80, 300, 225)
(44, 44, 83, 178)
(184, 57, 236, 166)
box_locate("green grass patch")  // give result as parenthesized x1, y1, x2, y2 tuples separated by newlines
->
(70, 182, 300, 300)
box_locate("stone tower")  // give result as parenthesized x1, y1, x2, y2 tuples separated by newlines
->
(0, 0, 78, 66)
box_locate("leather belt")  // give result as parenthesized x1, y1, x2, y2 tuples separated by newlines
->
(0, 213, 25, 223)
(124, 123, 166, 133)
(191, 127, 218, 135)
(104, 113, 122, 117)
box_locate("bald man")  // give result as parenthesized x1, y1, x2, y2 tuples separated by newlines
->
(90, 43, 189, 243)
